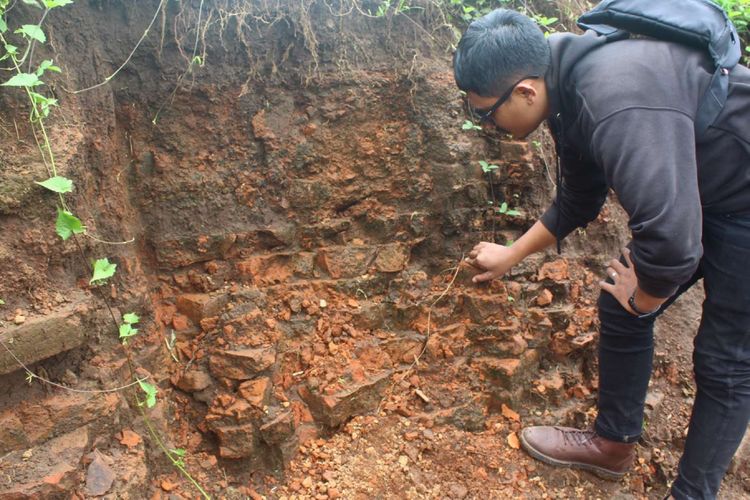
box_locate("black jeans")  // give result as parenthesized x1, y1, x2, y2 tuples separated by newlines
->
(594, 212, 750, 499)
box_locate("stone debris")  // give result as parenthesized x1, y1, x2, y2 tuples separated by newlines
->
(85, 451, 116, 497)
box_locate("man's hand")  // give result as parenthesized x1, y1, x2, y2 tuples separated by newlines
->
(599, 248, 665, 315)
(465, 241, 518, 283)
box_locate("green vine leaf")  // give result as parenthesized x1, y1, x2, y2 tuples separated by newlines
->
(29, 91, 49, 103)
(479, 160, 498, 173)
(36, 176, 73, 193)
(2, 72, 42, 87)
(20, 0, 43, 8)
(29, 91, 58, 118)
(44, 0, 74, 7)
(55, 208, 85, 240)
(119, 323, 138, 343)
(123, 312, 140, 324)
(119, 311, 140, 344)
(90, 258, 116, 284)
(138, 380, 158, 408)
(36, 59, 61, 76)
(495, 201, 521, 217)
(0, 18, 7, 34)
(15, 25, 46, 43)
(461, 120, 481, 131)
(170, 448, 186, 467)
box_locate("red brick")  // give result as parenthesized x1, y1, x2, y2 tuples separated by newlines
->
(172, 369, 213, 393)
(238, 377, 271, 407)
(209, 347, 276, 380)
(315, 246, 377, 279)
(171, 313, 191, 331)
(237, 254, 294, 285)
(299, 370, 392, 427)
(176, 293, 228, 323)
(374, 243, 410, 273)
(536, 288, 553, 306)
(538, 259, 569, 281)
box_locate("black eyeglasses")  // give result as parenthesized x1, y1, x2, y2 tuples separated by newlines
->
(465, 75, 539, 126)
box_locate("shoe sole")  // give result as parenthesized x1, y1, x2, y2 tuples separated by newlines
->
(519, 431, 626, 481)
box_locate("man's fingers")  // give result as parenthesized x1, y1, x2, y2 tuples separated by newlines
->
(464, 258, 484, 270)
(599, 280, 615, 294)
(605, 266, 616, 280)
(473, 241, 488, 252)
(610, 259, 628, 275)
(623, 247, 634, 268)
(472, 270, 496, 283)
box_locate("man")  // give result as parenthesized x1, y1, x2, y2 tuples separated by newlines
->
(453, 8, 750, 500)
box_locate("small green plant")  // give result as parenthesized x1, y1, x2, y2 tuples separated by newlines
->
(532, 14, 558, 35)
(90, 258, 117, 285)
(1, 1, 134, 246)
(374, 0, 410, 17)
(34, 175, 71, 193)
(496, 201, 521, 217)
(716, 0, 750, 32)
(478, 160, 498, 173)
(1, 3, 209, 496)
(56, 208, 86, 240)
(138, 379, 158, 408)
(462, 119, 482, 131)
(448, 0, 512, 22)
(171, 448, 187, 467)
(715, 0, 750, 63)
(119, 313, 140, 344)
(453, 0, 478, 22)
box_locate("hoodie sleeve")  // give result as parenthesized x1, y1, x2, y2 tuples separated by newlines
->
(539, 152, 608, 240)
(590, 107, 703, 298)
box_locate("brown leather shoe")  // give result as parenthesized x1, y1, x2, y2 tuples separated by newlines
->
(520, 426, 635, 480)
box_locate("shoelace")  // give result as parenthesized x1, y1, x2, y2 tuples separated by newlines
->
(560, 429, 595, 447)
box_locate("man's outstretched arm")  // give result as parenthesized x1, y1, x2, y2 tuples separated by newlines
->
(466, 220, 557, 283)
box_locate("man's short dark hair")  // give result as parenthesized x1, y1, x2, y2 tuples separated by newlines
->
(453, 9, 550, 97)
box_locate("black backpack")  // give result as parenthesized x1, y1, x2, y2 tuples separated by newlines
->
(577, 0, 742, 135)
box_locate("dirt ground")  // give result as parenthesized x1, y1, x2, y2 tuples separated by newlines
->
(266, 284, 750, 500)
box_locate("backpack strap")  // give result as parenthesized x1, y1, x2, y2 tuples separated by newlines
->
(578, 23, 630, 42)
(577, 0, 742, 135)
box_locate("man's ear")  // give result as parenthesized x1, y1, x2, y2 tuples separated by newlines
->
(515, 80, 538, 104)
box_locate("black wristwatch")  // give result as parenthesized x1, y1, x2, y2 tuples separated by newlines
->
(628, 290, 661, 319)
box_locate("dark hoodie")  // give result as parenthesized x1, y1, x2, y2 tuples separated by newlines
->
(539, 31, 750, 298)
